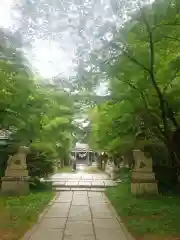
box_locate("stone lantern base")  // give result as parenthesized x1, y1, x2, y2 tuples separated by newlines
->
(1, 176, 29, 196)
(131, 170, 158, 196)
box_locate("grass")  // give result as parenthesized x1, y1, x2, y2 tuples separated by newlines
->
(106, 168, 180, 240)
(0, 190, 54, 240)
(57, 166, 72, 173)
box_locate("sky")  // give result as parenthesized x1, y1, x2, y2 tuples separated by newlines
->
(0, 0, 154, 81)
(0, 0, 76, 78)
(0, 0, 13, 28)
(0, 0, 128, 80)
(0, 0, 154, 127)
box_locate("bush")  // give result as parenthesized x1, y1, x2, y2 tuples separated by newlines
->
(0, 146, 9, 178)
(144, 143, 178, 194)
(144, 142, 171, 166)
(27, 148, 55, 178)
(29, 177, 52, 191)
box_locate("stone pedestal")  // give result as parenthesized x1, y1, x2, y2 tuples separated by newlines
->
(1, 146, 30, 196)
(109, 163, 119, 180)
(105, 161, 119, 180)
(1, 177, 29, 196)
(131, 149, 158, 196)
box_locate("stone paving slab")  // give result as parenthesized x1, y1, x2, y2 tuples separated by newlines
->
(44, 203, 70, 218)
(48, 172, 118, 192)
(24, 190, 134, 240)
(78, 181, 92, 186)
(90, 188, 105, 192)
(73, 190, 88, 195)
(71, 188, 90, 191)
(64, 235, 95, 240)
(38, 217, 66, 229)
(68, 205, 91, 220)
(81, 175, 93, 180)
(88, 191, 103, 197)
(65, 181, 79, 186)
(72, 196, 89, 206)
(91, 180, 105, 187)
(29, 229, 63, 240)
(50, 173, 110, 181)
(65, 220, 94, 236)
(54, 188, 107, 192)
(24, 168, 132, 240)
(52, 180, 117, 189)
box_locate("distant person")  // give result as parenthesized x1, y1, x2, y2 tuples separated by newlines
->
(70, 154, 76, 172)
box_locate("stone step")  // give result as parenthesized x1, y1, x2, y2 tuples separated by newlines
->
(52, 184, 106, 188)
(52, 187, 105, 192)
(51, 182, 117, 188)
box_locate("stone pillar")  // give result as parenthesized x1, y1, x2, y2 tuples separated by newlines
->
(94, 152, 100, 168)
(131, 149, 158, 196)
(1, 146, 30, 196)
(87, 152, 90, 165)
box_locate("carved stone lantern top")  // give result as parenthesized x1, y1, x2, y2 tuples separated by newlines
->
(133, 149, 153, 171)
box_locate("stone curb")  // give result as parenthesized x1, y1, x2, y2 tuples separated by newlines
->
(21, 192, 59, 240)
(103, 194, 135, 240)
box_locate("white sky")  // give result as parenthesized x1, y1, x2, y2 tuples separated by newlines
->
(0, 0, 76, 78)
(30, 39, 76, 78)
(0, 0, 13, 28)
(0, 0, 155, 80)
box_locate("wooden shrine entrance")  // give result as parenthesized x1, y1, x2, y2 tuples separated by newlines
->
(71, 143, 96, 166)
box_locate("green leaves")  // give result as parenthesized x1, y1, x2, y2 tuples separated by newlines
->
(43, 117, 70, 131)
(0, 29, 74, 162)
(88, 0, 180, 156)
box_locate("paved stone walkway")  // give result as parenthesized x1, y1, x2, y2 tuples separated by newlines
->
(41, 165, 120, 191)
(23, 191, 132, 240)
(49, 172, 118, 190)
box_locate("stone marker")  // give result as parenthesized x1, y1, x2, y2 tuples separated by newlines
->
(105, 160, 111, 176)
(131, 149, 158, 196)
(1, 146, 30, 196)
(105, 160, 119, 180)
(109, 163, 119, 180)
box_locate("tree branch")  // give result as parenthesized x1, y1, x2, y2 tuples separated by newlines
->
(153, 23, 180, 31)
(163, 70, 179, 93)
(161, 35, 180, 43)
(141, 10, 169, 138)
(117, 76, 166, 137)
(154, 35, 180, 44)
(123, 50, 150, 73)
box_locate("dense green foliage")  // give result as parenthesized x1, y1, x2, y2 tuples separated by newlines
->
(0, 29, 74, 177)
(88, 0, 180, 167)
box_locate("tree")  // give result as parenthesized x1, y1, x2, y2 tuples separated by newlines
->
(88, 0, 180, 169)
(0, 29, 75, 177)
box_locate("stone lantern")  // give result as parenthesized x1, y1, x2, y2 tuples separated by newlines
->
(131, 149, 158, 196)
(1, 146, 30, 196)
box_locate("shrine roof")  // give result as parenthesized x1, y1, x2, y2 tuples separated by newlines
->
(71, 142, 93, 152)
